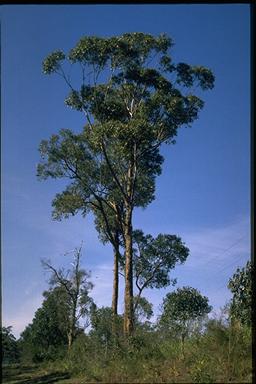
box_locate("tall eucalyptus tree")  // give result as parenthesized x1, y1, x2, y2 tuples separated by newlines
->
(39, 32, 214, 335)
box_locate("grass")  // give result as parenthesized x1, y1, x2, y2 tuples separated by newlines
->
(2, 364, 112, 384)
(1, 364, 72, 384)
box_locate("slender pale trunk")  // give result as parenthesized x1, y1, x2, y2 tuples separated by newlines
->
(123, 205, 134, 336)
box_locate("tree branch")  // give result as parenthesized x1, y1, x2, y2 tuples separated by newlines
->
(100, 139, 128, 201)
(42, 260, 73, 300)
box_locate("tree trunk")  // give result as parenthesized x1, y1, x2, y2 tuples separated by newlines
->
(181, 333, 185, 358)
(111, 234, 119, 334)
(67, 319, 75, 350)
(67, 331, 73, 350)
(112, 245, 119, 316)
(123, 206, 134, 336)
(133, 287, 143, 314)
(68, 304, 77, 350)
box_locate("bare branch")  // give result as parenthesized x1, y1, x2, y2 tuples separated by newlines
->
(41, 259, 73, 298)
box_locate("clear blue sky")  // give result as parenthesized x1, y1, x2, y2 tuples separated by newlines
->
(1, 4, 251, 337)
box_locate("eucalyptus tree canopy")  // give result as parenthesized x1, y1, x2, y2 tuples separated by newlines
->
(39, 32, 214, 335)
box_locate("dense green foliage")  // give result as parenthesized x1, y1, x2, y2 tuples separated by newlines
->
(159, 286, 212, 356)
(1, 326, 20, 364)
(4, 316, 252, 383)
(5, 264, 252, 383)
(19, 287, 69, 362)
(159, 287, 212, 329)
(228, 260, 252, 326)
(39, 33, 214, 239)
(58, 314, 252, 383)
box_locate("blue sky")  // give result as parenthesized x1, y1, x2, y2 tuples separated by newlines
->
(1, 4, 251, 337)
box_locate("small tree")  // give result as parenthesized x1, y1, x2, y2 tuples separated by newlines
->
(130, 230, 189, 312)
(1, 326, 20, 364)
(228, 261, 252, 327)
(20, 287, 70, 361)
(42, 246, 93, 349)
(159, 286, 212, 353)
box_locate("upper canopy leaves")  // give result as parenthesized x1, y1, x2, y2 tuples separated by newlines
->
(42, 33, 214, 142)
(39, 33, 215, 252)
(43, 50, 65, 74)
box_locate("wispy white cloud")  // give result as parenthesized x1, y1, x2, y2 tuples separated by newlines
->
(175, 216, 250, 282)
(182, 216, 250, 263)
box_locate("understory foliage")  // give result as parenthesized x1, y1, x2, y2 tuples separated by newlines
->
(5, 261, 252, 382)
(5, 316, 252, 383)
(159, 286, 212, 355)
(61, 313, 252, 383)
(1, 326, 20, 364)
(19, 287, 70, 362)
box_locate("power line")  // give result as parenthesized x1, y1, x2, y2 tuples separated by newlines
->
(217, 255, 248, 274)
(194, 235, 248, 270)
(200, 251, 246, 272)
(203, 257, 250, 293)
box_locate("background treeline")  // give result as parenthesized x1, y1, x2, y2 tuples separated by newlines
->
(2, 258, 252, 383)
